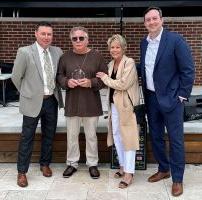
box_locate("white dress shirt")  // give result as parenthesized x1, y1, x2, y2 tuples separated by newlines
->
(36, 42, 54, 95)
(144, 29, 186, 101)
(145, 28, 163, 91)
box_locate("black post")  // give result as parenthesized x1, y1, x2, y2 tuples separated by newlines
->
(120, 4, 123, 36)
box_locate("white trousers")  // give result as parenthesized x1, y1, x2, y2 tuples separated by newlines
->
(111, 104, 136, 174)
(66, 116, 99, 168)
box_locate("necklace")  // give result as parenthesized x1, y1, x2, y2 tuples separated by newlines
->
(71, 52, 88, 79)
(78, 52, 88, 69)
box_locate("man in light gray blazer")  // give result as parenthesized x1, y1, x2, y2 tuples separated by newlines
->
(12, 22, 63, 187)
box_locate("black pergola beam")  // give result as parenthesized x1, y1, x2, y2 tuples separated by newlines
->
(1, 1, 202, 8)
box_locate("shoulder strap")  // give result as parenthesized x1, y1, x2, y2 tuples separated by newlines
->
(122, 60, 134, 107)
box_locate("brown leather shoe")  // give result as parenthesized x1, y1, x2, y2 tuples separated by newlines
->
(17, 173, 28, 187)
(172, 182, 183, 196)
(40, 166, 52, 177)
(148, 171, 170, 182)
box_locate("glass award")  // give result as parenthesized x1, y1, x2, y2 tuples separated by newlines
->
(71, 69, 85, 80)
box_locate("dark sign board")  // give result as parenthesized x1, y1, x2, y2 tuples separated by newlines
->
(111, 121, 147, 170)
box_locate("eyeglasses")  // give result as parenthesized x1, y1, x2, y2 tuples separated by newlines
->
(71, 36, 86, 42)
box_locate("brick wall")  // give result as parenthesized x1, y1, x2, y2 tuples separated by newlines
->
(0, 17, 201, 85)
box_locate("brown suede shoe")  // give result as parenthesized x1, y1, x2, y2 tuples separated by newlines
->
(172, 182, 183, 196)
(40, 166, 52, 177)
(17, 173, 28, 187)
(148, 171, 170, 182)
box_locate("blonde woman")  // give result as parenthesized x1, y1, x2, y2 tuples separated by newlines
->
(96, 34, 140, 188)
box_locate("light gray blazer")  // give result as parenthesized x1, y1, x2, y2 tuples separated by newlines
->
(12, 42, 64, 117)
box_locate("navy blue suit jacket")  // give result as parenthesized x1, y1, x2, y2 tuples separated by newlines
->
(139, 29, 195, 112)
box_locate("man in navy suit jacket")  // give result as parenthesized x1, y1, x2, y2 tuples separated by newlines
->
(139, 7, 195, 196)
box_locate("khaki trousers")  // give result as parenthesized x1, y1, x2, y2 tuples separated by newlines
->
(66, 116, 99, 168)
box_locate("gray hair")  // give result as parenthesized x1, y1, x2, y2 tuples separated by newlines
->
(69, 26, 89, 39)
(107, 34, 127, 52)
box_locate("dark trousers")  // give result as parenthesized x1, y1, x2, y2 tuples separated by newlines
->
(17, 95, 58, 173)
(145, 90, 185, 182)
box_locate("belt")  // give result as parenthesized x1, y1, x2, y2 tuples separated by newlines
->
(146, 89, 155, 94)
(43, 95, 52, 99)
(146, 89, 156, 96)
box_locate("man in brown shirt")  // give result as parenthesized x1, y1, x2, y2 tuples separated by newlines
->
(57, 26, 107, 179)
